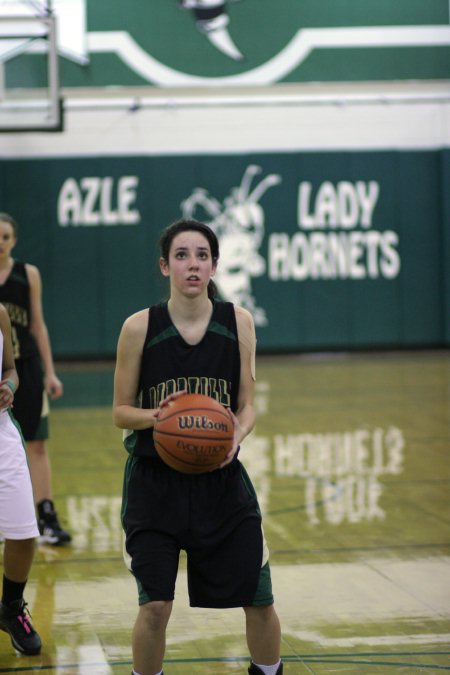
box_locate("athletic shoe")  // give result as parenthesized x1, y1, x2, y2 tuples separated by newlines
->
(37, 499, 72, 545)
(0, 599, 42, 655)
(248, 662, 283, 674)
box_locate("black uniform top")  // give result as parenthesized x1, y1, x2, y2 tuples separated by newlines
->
(125, 300, 241, 458)
(0, 260, 39, 361)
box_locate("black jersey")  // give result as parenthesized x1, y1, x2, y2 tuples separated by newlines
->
(0, 261, 39, 361)
(125, 300, 241, 458)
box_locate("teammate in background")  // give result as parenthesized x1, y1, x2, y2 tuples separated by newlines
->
(0, 304, 42, 655)
(113, 219, 282, 675)
(0, 213, 71, 545)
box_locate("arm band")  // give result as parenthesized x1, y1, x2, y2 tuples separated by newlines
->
(6, 379, 15, 394)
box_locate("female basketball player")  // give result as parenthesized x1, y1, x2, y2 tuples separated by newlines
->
(113, 219, 282, 675)
(0, 304, 41, 655)
(0, 213, 71, 546)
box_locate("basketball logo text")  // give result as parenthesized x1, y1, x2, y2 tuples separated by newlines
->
(177, 415, 229, 433)
(176, 440, 226, 460)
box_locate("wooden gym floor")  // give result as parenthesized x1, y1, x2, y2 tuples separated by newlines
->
(0, 350, 449, 674)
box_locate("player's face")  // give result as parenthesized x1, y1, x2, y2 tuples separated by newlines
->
(0, 221, 16, 261)
(161, 230, 217, 297)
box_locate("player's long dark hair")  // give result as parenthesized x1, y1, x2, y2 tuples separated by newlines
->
(159, 219, 219, 299)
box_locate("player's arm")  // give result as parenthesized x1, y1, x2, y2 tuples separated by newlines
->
(0, 303, 19, 410)
(26, 263, 63, 400)
(221, 306, 256, 467)
(113, 309, 158, 430)
(234, 305, 256, 442)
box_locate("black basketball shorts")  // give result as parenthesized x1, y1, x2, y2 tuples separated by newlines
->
(13, 356, 48, 442)
(121, 455, 274, 609)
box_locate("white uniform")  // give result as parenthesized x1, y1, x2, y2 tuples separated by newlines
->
(0, 330, 39, 540)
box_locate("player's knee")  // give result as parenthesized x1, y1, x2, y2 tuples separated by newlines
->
(243, 603, 276, 623)
(4, 537, 35, 554)
(26, 440, 46, 458)
(139, 600, 172, 631)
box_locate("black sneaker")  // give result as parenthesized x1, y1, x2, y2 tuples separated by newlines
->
(0, 599, 42, 655)
(37, 499, 72, 545)
(248, 663, 283, 674)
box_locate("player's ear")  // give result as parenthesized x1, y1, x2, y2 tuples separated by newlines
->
(160, 257, 170, 277)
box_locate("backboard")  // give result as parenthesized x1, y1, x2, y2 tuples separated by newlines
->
(0, 3, 63, 132)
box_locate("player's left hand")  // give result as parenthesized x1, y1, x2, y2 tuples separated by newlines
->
(45, 373, 64, 400)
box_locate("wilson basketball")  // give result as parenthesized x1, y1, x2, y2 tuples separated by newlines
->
(153, 393, 234, 474)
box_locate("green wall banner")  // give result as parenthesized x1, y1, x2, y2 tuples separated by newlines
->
(442, 152, 450, 346)
(5, 0, 450, 88)
(0, 149, 447, 357)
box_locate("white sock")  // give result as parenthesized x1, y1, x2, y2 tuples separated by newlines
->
(252, 660, 281, 675)
(132, 671, 162, 675)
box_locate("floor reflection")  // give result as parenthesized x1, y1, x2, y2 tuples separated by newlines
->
(0, 351, 449, 673)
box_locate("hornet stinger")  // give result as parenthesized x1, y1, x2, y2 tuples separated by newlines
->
(178, 0, 245, 61)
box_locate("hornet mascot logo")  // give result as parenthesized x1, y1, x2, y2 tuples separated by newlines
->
(181, 165, 282, 326)
(178, 0, 244, 61)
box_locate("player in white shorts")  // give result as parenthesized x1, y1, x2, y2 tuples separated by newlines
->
(0, 304, 41, 655)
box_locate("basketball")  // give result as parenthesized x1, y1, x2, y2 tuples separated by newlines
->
(153, 393, 234, 474)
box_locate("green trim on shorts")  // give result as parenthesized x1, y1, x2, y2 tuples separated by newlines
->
(239, 463, 262, 517)
(33, 415, 48, 441)
(123, 429, 138, 454)
(251, 561, 274, 606)
(7, 409, 26, 446)
(136, 577, 152, 605)
(121, 454, 139, 525)
(240, 464, 273, 605)
(122, 455, 166, 606)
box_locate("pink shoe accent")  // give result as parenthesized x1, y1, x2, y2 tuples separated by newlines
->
(18, 614, 32, 635)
